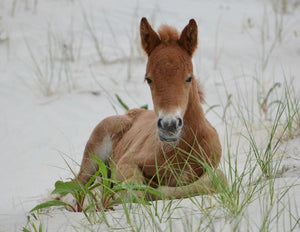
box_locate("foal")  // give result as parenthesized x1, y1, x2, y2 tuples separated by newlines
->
(76, 18, 225, 199)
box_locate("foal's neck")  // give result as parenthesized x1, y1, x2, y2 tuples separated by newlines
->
(183, 80, 206, 136)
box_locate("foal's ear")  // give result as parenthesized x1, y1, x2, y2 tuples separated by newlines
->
(178, 19, 198, 56)
(140, 17, 161, 56)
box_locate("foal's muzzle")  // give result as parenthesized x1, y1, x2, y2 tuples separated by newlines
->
(157, 115, 183, 142)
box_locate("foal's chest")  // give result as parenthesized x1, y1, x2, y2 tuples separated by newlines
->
(141, 150, 202, 187)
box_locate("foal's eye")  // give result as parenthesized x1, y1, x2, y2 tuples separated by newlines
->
(185, 76, 193, 83)
(145, 77, 152, 84)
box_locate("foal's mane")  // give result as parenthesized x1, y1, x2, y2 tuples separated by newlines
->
(197, 81, 205, 103)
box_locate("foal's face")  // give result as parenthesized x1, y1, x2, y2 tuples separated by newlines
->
(145, 47, 193, 142)
(140, 18, 198, 142)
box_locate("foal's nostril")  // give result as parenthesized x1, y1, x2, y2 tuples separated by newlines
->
(177, 118, 183, 127)
(157, 118, 163, 129)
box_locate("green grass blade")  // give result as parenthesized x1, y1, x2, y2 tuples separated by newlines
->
(30, 200, 69, 212)
(115, 94, 129, 111)
(140, 104, 148, 110)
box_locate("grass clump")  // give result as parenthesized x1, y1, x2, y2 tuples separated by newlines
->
(30, 154, 162, 218)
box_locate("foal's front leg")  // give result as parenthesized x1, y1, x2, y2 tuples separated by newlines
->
(114, 156, 146, 199)
(148, 169, 228, 200)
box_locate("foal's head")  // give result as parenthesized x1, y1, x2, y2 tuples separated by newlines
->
(140, 17, 198, 142)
